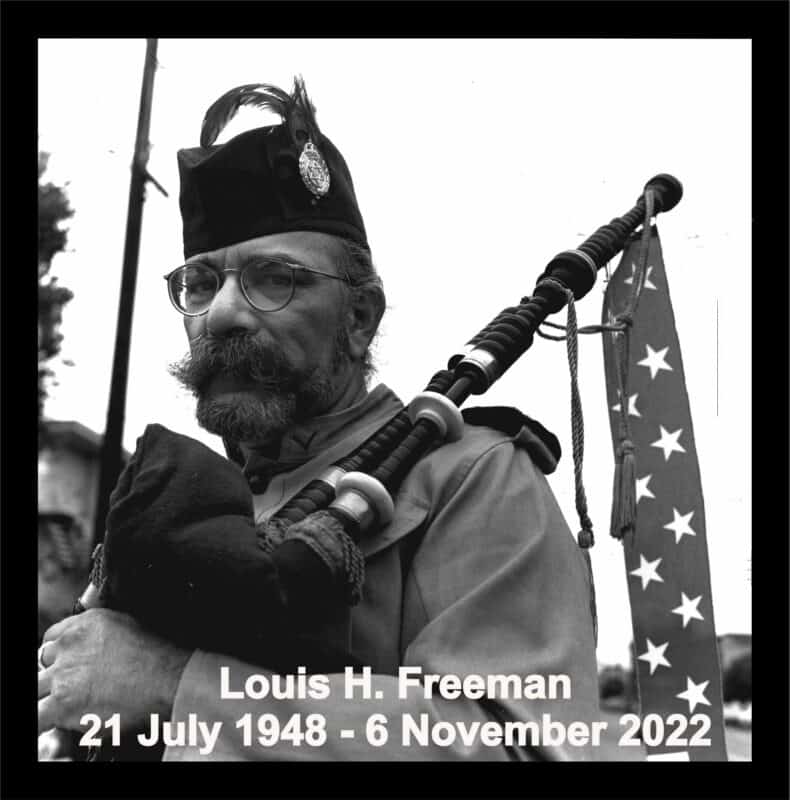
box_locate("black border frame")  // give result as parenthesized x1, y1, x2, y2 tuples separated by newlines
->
(4, 2, 787, 798)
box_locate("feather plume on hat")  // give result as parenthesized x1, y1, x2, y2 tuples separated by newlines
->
(178, 75, 368, 256)
(199, 75, 321, 150)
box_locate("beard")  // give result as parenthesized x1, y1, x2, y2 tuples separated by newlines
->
(169, 328, 350, 444)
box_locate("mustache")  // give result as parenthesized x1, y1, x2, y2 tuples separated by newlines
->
(169, 332, 300, 395)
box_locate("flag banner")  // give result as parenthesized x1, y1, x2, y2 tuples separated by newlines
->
(601, 226, 728, 761)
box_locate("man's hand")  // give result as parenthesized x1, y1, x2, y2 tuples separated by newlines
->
(37, 728, 74, 761)
(38, 608, 192, 737)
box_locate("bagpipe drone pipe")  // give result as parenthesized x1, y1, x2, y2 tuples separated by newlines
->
(81, 170, 683, 682)
(69, 174, 683, 757)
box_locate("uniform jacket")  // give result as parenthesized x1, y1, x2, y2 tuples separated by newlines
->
(164, 384, 601, 761)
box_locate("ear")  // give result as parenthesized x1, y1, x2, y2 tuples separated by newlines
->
(344, 286, 384, 361)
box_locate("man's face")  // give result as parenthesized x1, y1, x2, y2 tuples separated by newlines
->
(170, 231, 355, 444)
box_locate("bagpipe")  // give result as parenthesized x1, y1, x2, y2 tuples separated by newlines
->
(58, 173, 730, 760)
(78, 173, 683, 659)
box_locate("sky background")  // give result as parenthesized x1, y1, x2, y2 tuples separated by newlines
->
(38, 38, 751, 666)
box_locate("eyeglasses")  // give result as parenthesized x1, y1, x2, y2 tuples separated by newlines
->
(164, 259, 348, 316)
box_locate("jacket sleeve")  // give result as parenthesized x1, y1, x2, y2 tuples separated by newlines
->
(163, 436, 602, 761)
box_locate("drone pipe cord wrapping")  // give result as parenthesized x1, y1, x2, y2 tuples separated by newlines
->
(74, 174, 682, 662)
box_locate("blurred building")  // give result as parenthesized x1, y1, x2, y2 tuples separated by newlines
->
(717, 633, 751, 672)
(598, 663, 638, 712)
(718, 633, 751, 704)
(38, 420, 127, 640)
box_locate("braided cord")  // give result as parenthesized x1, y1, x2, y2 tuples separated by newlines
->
(536, 278, 594, 548)
(606, 189, 655, 540)
(564, 288, 594, 548)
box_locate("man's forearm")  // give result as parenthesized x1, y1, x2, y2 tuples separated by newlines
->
(38, 609, 192, 738)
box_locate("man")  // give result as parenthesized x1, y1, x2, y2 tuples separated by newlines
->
(38, 77, 601, 761)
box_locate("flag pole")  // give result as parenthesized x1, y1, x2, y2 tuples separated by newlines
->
(92, 38, 160, 548)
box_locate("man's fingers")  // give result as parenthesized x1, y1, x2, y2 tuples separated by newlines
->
(38, 729, 71, 761)
(38, 667, 53, 699)
(41, 614, 76, 643)
(38, 695, 58, 735)
(38, 640, 57, 671)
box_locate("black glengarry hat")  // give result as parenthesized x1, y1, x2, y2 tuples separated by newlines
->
(177, 77, 368, 259)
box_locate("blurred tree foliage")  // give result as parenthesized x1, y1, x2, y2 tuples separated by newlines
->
(39, 152, 74, 446)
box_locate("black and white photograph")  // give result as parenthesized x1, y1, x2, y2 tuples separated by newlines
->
(34, 34, 754, 772)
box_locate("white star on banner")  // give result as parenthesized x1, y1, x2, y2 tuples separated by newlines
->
(612, 392, 642, 418)
(637, 638, 671, 675)
(676, 676, 712, 713)
(629, 555, 664, 590)
(672, 592, 704, 627)
(624, 262, 657, 290)
(635, 474, 655, 503)
(637, 344, 673, 380)
(663, 508, 697, 543)
(651, 426, 686, 461)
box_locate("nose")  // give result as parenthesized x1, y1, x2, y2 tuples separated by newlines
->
(204, 270, 260, 337)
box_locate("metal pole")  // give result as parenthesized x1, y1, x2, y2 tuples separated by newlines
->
(92, 39, 159, 547)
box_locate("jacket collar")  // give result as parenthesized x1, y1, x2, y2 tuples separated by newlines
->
(226, 384, 403, 488)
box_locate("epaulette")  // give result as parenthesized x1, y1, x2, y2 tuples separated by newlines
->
(461, 406, 561, 475)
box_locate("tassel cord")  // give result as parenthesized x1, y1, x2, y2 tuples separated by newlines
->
(535, 189, 656, 542)
(537, 278, 594, 549)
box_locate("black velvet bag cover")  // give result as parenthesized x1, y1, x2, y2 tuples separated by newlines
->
(102, 423, 358, 674)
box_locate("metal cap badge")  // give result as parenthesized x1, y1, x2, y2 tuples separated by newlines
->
(299, 140, 330, 199)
